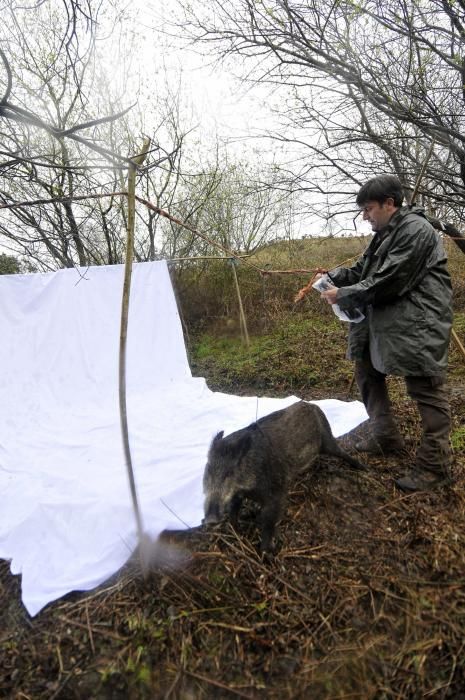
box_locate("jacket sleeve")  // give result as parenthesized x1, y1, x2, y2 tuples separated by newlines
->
(335, 220, 440, 311)
(327, 255, 366, 287)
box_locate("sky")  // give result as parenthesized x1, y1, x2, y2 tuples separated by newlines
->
(94, 0, 367, 239)
(0, 0, 370, 242)
(100, 0, 286, 163)
(114, 0, 371, 238)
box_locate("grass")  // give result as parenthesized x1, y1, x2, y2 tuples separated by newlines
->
(451, 426, 465, 451)
(190, 314, 352, 396)
(251, 235, 370, 271)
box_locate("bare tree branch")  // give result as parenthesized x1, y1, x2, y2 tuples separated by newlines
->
(0, 49, 12, 105)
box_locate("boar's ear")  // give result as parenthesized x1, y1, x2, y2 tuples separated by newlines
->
(208, 431, 224, 457)
(228, 433, 252, 462)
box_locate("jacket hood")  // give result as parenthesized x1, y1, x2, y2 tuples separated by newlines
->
(390, 205, 428, 225)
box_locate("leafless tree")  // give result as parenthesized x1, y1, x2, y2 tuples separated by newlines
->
(177, 0, 465, 241)
(178, 160, 295, 254)
(0, 0, 192, 268)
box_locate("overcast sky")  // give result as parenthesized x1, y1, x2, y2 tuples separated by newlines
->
(96, 0, 369, 237)
(98, 0, 283, 161)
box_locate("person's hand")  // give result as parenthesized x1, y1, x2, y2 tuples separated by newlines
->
(321, 287, 338, 305)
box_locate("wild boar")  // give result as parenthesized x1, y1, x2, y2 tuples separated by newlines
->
(203, 400, 365, 552)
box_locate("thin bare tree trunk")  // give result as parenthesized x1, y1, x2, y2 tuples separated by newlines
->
(119, 138, 151, 570)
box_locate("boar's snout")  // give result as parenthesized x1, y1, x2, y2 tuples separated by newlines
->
(202, 498, 224, 527)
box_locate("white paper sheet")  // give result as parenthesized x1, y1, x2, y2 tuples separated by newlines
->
(0, 261, 368, 616)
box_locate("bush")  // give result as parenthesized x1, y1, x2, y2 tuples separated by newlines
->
(0, 253, 20, 275)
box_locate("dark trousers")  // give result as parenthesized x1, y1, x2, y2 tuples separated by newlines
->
(355, 351, 451, 475)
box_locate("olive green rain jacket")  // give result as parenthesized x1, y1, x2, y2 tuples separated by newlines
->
(328, 206, 453, 377)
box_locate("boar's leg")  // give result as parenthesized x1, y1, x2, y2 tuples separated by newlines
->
(321, 435, 367, 470)
(317, 412, 366, 470)
(259, 495, 285, 553)
(228, 493, 244, 530)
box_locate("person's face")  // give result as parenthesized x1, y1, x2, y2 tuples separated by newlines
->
(361, 198, 398, 231)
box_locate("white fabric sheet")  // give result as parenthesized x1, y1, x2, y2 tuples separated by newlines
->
(0, 261, 368, 616)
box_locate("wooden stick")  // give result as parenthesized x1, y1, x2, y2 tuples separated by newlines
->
(452, 327, 465, 362)
(167, 255, 251, 262)
(182, 669, 254, 699)
(411, 141, 435, 204)
(230, 260, 250, 348)
(119, 138, 151, 572)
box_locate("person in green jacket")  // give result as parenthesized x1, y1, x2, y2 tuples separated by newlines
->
(319, 174, 453, 492)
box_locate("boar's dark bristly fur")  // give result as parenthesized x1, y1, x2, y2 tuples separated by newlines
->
(202, 401, 365, 553)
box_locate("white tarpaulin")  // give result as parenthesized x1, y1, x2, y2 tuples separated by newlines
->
(0, 261, 368, 616)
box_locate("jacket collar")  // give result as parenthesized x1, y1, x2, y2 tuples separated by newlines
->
(365, 204, 427, 259)
(377, 206, 403, 238)
(379, 204, 427, 236)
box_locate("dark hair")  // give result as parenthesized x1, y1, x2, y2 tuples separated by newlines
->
(356, 175, 404, 207)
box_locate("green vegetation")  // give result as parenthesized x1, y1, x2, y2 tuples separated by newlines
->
(451, 426, 465, 451)
(251, 234, 369, 271)
(190, 314, 354, 397)
(0, 254, 20, 275)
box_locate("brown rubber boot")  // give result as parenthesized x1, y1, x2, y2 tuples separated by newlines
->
(395, 468, 452, 492)
(405, 376, 452, 476)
